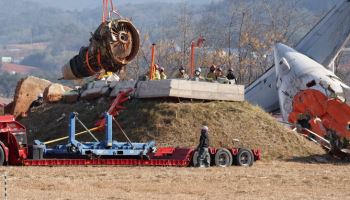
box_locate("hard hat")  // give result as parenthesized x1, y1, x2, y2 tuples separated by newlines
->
(154, 64, 159, 69)
(195, 67, 202, 73)
(202, 126, 209, 131)
(228, 68, 233, 72)
(38, 93, 43, 98)
(159, 67, 165, 72)
(179, 66, 185, 71)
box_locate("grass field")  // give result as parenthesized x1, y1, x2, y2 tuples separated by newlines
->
(0, 160, 349, 200)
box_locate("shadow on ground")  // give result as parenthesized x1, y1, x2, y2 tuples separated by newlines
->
(287, 154, 350, 165)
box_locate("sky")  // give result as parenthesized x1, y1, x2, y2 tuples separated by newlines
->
(26, 0, 212, 11)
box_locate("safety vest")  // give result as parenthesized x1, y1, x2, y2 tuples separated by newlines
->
(153, 70, 161, 80)
(160, 73, 167, 80)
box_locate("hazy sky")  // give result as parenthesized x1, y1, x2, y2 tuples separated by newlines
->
(26, 0, 210, 11)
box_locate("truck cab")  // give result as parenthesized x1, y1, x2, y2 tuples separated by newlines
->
(0, 115, 28, 165)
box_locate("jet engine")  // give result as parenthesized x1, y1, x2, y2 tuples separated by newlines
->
(61, 19, 140, 80)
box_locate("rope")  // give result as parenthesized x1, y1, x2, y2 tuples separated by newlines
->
(44, 126, 103, 145)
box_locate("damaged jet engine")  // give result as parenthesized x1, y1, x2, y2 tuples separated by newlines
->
(61, 19, 140, 80)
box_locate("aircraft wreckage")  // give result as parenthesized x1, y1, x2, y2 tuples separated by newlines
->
(61, 19, 140, 80)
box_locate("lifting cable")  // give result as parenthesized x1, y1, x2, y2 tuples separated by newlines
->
(102, 0, 122, 23)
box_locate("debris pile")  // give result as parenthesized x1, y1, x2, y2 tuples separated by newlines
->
(8, 76, 51, 117)
(5, 76, 72, 117)
(44, 83, 72, 103)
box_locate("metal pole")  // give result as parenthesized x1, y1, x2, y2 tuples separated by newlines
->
(3, 172, 7, 200)
(190, 42, 195, 78)
(303, 128, 331, 145)
(150, 44, 156, 80)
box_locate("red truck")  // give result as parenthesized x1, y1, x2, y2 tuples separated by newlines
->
(0, 114, 261, 167)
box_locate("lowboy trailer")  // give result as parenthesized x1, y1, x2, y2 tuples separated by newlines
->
(0, 113, 261, 167)
(0, 90, 261, 167)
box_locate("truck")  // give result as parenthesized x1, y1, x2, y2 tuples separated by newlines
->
(0, 90, 261, 167)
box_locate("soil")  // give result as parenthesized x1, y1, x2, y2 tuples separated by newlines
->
(1, 160, 349, 200)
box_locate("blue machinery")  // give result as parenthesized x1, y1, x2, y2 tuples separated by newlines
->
(34, 112, 156, 158)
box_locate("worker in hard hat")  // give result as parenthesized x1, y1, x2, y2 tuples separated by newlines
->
(30, 93, 44, 109)
(193, 67, 204, 81)
(159, 67, 167, 80)
(197, 126, 210, 167)
(153, 64, 161, 80)
(206, 64, 217, 82)
(215, 67, 229, 84)
(175, 66, 189, 79)
(226, 68, 237, 84)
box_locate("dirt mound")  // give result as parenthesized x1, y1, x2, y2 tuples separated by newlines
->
(10, 76, 51, 117)
(20, 98, 325, 160)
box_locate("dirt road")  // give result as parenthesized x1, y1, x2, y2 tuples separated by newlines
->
(0, 161, 349, 200)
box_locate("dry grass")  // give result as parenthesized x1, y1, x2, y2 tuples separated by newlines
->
(20, 98, 324, 160)
(0, 161, 349, 200)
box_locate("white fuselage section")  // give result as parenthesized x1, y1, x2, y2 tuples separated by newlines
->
(245, 0, 350, 112)
(274, 43, 350, 121)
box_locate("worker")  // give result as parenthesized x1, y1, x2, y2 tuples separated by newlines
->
(159, 67, 167, 80)
(175, 66, 189, 79)
(197, 126, 210, 167)
(206, 64, 217, 82)
(193, 67, 204, 81)
(216, 67, 229, 84)
(30, 93, 44, 109)
(153, 64, 161, 80)
(226, 68, 237, 84)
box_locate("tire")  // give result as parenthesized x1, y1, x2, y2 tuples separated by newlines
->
(192, 150, 211, 167)
(0, 146, 5, 166)
(234, 148, 253, 167)
(214, 148, 233, 167)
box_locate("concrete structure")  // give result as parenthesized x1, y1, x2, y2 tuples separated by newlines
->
(76, 79, 244, 102)
(134, 80, 244, 101)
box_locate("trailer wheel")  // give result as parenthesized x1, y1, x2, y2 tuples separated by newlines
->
(234, 148, 253, 167)
(192, 150, 211, 167)
(214, 148, 233, 167)
(0, 146, 4, 166)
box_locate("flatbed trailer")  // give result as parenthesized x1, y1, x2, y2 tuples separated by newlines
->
(0, 114, 261, 167)
(0, 90, 261, 167)
(23, 147, 261, 167)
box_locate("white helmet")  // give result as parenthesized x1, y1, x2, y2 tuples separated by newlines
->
(196, 67, 202, 73)
(202, 126, 208, 131)
(38, 93, 43, 98)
